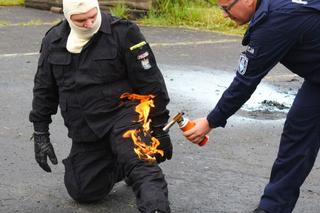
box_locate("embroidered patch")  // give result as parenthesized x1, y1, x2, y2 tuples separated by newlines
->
(137, 51, 151, 70)
(137, 51, 149, 60)
(237, 54, 248, 75)
(246, 46, 255, 54)
(141, 58, 151, 70)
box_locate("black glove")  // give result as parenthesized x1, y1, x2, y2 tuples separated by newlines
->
(32, 132, 58, 172)
(151, 127, 173, 163)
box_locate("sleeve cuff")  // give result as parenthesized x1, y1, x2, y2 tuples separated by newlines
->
(207, 107, 227, 128)
(150, 111, 170, 128)
(33, 122, 49, 132)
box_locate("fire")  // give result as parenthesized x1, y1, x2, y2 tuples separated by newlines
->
(121, 93, 164, 161)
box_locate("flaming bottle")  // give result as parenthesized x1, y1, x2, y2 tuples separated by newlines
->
(177, 116, 208, 147)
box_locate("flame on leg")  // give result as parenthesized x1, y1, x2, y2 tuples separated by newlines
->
(121, 93, 164, 161)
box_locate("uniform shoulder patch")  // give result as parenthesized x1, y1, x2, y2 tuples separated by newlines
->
(246, 46, 255, 54)
(237, 53, 249, 75)
(129, 41, 152, 70)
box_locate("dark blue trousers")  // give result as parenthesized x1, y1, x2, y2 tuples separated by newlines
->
(259, 81, 320, 213)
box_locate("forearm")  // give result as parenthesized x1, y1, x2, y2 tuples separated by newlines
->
(149, 83, 170, 126)
(30, 58, 59, 130)
(207, 75, 260, 128)
(29, 87, 59, 130)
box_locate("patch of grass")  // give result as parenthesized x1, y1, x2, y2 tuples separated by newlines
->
(0, 19, 62, 28)
(0, 20, 9, 27)
(18, 19, 46, 26)
(0, 0, 24, 6)
(140, 0, 247, 35)
(110, 3, 129, 19)
(19, 18, 62, 26)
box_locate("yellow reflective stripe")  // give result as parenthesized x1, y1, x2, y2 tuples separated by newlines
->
(129, 41, 147, 51)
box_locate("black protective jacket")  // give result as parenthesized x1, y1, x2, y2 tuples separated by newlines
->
(29, 13, 170, 142)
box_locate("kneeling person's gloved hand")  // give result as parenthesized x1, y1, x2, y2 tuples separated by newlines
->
(151, 127, 173, 163)
(32, 132, 58, 172)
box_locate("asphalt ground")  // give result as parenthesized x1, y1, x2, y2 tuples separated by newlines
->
(0, 6, 319, 213)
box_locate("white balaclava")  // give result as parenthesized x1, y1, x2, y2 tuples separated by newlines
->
(63, 0, 102, 53)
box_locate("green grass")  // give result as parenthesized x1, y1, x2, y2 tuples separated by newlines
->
(0, 20, 9, 27)
(110, 3, 129, 19)
(0, 0, 245, 35)
(140, 0, 247, 35)
(0, 19, 62, 28)
(0, 0, 24, 6)
(17, 19, 61, 26)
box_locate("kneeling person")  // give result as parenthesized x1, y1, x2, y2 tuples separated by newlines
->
(29, 0, 172, 212)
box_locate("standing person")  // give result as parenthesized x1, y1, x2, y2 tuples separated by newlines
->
(29, 0, 172, 212)
(184, 0, 320, 212)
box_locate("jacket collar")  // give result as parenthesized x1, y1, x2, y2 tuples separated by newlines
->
(249, 0, 270, 28)
(99, 12, 112, 34)
(242, 0, 270, 45)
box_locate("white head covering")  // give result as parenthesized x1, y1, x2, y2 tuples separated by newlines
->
(63, 0, 102, 53)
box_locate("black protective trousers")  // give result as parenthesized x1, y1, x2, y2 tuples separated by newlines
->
(62, 112, 170, 213)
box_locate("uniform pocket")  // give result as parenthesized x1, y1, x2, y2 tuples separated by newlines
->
(93, 48, 126, 82)
(48, 50, 72, 86)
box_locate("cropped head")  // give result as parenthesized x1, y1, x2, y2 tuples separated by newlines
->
(63, 0, 101, 30)
(62, 0, 102, 53)
(218, 0, 258, 25)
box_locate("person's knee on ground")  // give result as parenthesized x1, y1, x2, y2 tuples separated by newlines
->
(63, 156, 115, 203)
(62, 143, 116, 204)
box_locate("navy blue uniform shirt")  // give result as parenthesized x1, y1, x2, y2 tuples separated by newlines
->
(207, 0, 320, 128)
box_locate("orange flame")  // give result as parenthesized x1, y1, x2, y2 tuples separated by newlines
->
(121, 93, 164, 161)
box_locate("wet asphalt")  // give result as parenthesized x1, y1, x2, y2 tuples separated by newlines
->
(0, 6, 319, 213)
